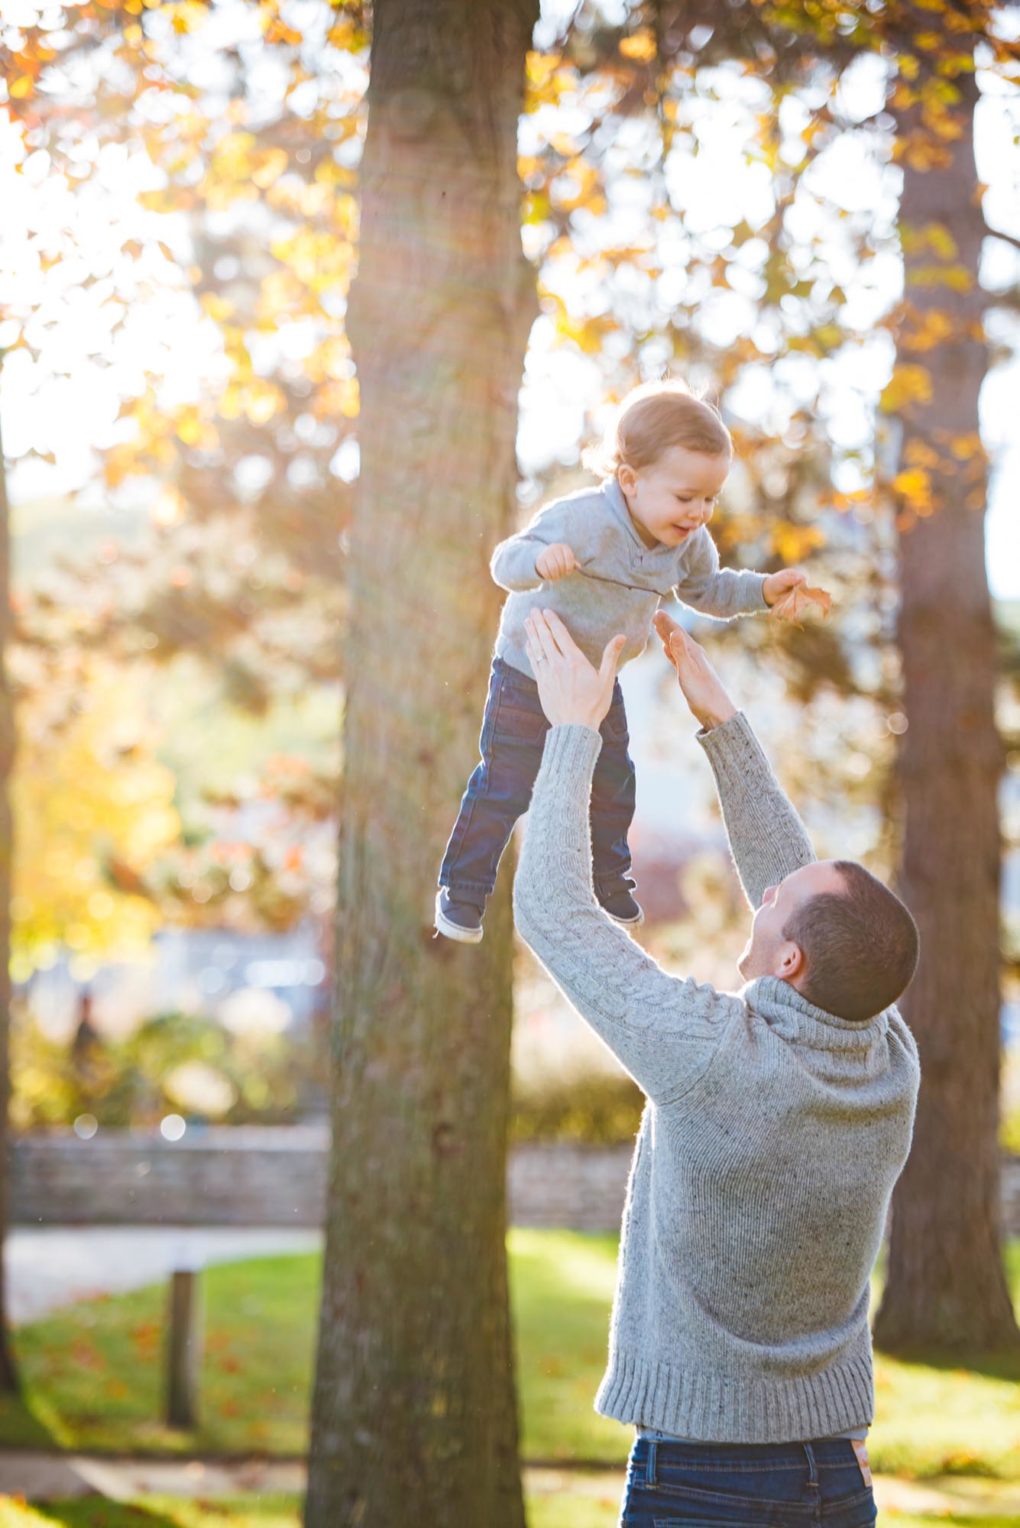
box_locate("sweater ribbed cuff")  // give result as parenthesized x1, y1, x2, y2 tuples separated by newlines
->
(538, 722, 603, 782)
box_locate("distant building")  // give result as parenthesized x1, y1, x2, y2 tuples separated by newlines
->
(20, 919, 328, 1044)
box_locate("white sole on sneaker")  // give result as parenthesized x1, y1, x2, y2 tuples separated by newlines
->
(434, 891, 484, 944)
(604, 908, 645, 927)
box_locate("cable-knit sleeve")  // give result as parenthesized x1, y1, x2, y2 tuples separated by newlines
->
(697, 710, 816, 909)
(674, 527, 768, 619)
(513, 724, 739, 1105)
(490, 497, 581, 593)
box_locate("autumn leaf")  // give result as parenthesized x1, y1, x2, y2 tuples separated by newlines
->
(770, 584, 832, 625)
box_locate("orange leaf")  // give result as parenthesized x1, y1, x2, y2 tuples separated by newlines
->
(770, 584, 832, 625)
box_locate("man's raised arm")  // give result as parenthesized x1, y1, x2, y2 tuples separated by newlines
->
(652, 613, 815, 911)
(697, 713, 815, 911)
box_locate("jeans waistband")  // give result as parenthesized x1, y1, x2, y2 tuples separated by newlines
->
(493, 655, 537, 687)
(632, 1432, 863, 1466)
(493, 653, 623, 702)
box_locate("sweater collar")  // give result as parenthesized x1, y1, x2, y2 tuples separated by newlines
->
(741, 975, 890, 1051)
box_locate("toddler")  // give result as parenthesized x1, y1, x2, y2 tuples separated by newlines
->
(434, 378, 809, 944)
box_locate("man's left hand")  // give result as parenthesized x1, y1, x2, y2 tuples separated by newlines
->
(524, 608, 626, 730)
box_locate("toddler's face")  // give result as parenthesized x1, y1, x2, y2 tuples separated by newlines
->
(618, 445, 730, 548)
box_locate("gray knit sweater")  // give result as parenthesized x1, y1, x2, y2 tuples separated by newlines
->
(491, 477, 767, 681)
(512, 712, 921, 1444)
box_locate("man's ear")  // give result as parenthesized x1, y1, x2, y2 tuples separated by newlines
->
(776, 941, 806, 984)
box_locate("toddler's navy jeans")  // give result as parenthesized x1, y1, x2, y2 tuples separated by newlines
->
(438, 656, 637, 912)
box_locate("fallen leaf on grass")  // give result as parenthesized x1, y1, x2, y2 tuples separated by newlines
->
(130, 1321, 160, 1357)
(70, 1337, 106, 1370)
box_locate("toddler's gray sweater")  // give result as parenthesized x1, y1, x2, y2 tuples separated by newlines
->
(512, 712, 921, 1443)
(491, 477, 768, 681)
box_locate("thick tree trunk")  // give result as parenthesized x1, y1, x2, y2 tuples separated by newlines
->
(0, 377, 22, 1394)
(873, 35, 1020, 1357)
(304, 4, 537, 1525)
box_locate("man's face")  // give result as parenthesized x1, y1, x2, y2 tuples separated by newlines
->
(737, 860, 847, 987)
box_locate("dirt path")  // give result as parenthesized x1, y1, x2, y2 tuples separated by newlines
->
(3, 1449, 1020, 1519)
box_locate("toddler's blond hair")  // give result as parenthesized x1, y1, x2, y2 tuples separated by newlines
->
(583, 378, 732, 481)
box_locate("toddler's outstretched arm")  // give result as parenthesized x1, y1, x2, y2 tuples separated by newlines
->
(675, 527, 768, 620)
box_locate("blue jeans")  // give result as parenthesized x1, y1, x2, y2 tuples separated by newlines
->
(438, 656, 637, 908)
(619, 1436, 877, 1527)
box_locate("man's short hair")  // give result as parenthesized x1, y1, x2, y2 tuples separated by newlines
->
(781, 861, 920, 1022)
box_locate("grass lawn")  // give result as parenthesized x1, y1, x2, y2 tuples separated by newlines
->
(0, 1498, 301, 1528)
(0, 1231, 1018, 1482)
(4, 1491, 1020, 1528)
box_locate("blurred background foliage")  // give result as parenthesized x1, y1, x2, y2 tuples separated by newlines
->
(0, 0, 1017, 1140)
(10, 1007, 324, 1130)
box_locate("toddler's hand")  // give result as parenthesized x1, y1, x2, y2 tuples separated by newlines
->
(763, 567, 807, 607)
(765, 567, 833, 624)
(535, 542, 579, 582)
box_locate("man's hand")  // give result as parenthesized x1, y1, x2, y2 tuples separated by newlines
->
(652, 611, 738, 733)
(763, 566, 807, 607)
(535, 543, 579, 581)
(524, 608, 626, 730)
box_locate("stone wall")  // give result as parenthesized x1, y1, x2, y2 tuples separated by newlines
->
(10, 1127, 330, 1229)
(9, 1128, 1020, 1235)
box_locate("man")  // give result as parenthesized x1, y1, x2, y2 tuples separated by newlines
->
(514, 606, 920, 1528)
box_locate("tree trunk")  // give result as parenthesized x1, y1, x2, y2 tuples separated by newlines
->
(304, 3, 537, 1524)
(873, 28, 1020, 1357)
(0, 372, 22, 1394)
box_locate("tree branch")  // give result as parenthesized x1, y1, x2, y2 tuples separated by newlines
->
(984, 222, 1020, 255)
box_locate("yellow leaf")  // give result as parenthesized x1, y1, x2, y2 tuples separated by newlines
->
(265, 20, 302, 45)
(251, 148, 289, 189)
(906, 263, 973, 293)
(773, 524, 825, 563)
(892, 467, 933, 511)
(200, 292, 234, 322)
(880, 364, 933, 413)
(831, 490, 871, 512)
(949, 432, 983, 461)
(620, 30, 657, 62)
(12, 661, 181, 966)
(526, 51, 559, 88)
(903, 437, 940, 469)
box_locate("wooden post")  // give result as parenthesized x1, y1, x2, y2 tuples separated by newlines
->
(165, 1266, 202, 1429)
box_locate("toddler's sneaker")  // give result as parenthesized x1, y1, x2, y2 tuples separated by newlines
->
(598, 888, 645, 927)
(434, 888, 485, 944)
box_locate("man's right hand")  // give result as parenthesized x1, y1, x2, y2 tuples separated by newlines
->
(535, 542, 579, 581)
(652, 611, 738, 733)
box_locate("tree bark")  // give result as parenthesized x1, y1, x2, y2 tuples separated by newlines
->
(873, 25, 1020, 1357)
(0, 369, 22, 1394)
(304, 3, 537, 1524)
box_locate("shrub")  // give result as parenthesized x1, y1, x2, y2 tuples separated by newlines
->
(11, 1006, 328, 1130)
